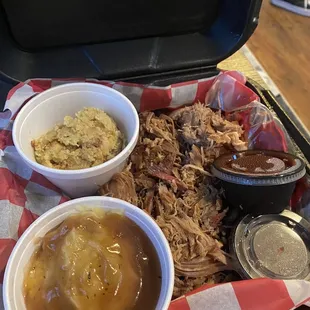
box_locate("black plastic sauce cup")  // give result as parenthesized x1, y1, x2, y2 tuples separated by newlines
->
(211, 150, 306, 216)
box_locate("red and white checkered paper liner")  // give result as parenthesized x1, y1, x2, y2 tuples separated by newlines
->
(0, 71, 309, 310)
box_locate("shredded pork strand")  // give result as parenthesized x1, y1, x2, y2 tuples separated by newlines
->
(99, 103, 247, 298)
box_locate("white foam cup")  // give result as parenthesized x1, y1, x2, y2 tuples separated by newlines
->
(12, 83, 139, 198)
(3, 196, 174, 310)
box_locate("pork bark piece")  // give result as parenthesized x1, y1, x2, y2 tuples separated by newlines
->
(170, 103, 247, 151)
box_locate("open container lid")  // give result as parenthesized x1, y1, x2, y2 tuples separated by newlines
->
(0, 0, 262, 83)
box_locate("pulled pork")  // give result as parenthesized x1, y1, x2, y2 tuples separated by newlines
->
(99, 104, 247, 297)
(99, 164, 138, 205)
(170, 102, 247, 152)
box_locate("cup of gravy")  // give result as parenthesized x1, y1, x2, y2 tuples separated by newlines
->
(3, 197, 174, 310)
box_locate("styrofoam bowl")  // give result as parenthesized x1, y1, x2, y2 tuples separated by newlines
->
(3, 196, 174, 310)
(12, 82, 139, 198)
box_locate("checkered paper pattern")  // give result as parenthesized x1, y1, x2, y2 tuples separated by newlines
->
(0, 71, 309, 309)
(170, 279, 310, 310)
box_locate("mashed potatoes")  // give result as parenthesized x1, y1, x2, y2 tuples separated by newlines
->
(31, 107, 125, 170)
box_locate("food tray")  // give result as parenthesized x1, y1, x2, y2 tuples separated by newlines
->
(0, 71, 309, 310)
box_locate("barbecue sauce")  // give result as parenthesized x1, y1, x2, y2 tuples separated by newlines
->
(217, 151, 296, 176)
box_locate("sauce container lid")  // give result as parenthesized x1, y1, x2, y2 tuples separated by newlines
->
(211, 150, 306, 186)
(232, 210, 310, 280)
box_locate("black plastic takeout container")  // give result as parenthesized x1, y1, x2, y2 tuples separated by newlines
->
(211, 150, 306, 216)
(0, 0, 261, 79)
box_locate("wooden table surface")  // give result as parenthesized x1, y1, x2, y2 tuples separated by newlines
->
(247, 0, 310, 131)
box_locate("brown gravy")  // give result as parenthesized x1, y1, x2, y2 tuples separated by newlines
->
(23, 211, 161, 310)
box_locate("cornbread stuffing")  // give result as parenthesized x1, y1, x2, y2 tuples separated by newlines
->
(31, 107, 125, 170)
